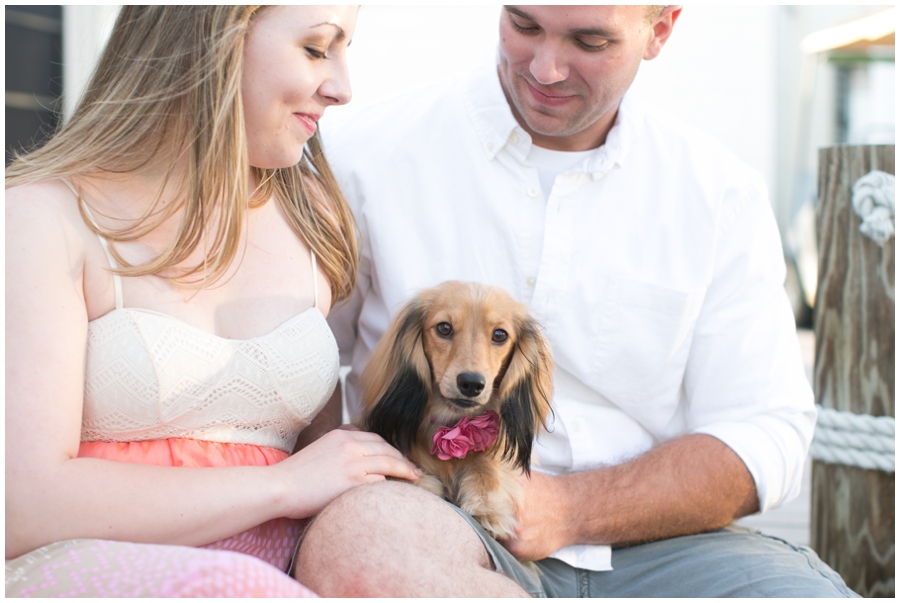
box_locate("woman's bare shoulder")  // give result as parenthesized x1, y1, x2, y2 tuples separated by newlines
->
(6, 179, 95, 268)
(7, 178, 81, 211)
(7, 179, 91, 234)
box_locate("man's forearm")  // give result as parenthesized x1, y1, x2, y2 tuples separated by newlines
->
(563, 433, 759, 547)
(505, 433, 759, 560)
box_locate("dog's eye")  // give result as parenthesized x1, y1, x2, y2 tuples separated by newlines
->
(492, 329, 509, 343)
(436, 322, 453, 338)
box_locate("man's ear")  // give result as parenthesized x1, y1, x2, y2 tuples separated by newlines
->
(644, 5, 682, 61)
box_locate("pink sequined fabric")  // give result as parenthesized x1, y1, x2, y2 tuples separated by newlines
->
(5, 539, 317, 597)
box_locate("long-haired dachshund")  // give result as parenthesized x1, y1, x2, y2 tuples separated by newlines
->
(357, 281, 553, 539)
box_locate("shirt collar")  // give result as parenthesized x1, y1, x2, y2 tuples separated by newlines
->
(463, 53, 645, 177)
(463, 56, 521, 162)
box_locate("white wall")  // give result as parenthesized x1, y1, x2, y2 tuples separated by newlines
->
(632, 6, 779, 203)
(330, 5, 503, 114)
(61, 5, 119, 119)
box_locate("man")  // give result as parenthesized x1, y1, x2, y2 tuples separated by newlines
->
(295, 6, 857, 597)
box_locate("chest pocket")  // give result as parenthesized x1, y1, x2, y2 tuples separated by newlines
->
(591, 277, 705, 405)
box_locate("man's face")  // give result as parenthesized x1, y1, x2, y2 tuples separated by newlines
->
(497, 6, 668, 151)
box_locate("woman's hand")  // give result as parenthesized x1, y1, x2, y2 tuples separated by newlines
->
(274, 428, 422, 519)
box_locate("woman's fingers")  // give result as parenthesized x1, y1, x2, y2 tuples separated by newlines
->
(332, 430, 421, 476)
(335, 429, 394, 445)
(350, 441, 420, 479)
(314, 429, 421, 480)
(360, 454, 421, 482)
(275, 426, 425, 518)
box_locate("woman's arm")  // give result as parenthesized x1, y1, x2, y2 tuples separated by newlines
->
(5, 183, 419, 559)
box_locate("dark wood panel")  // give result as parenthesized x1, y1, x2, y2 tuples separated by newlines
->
(5, 106, 59, 161)
(5, 5, 63, 164)
(5, 26, 62, 96)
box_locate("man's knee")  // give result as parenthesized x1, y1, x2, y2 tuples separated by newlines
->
(294, 481, 492, 596)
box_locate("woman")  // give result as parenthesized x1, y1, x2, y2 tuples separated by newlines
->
(6, 6, 420, 597)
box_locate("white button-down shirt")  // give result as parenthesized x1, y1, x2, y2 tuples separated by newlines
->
(323, 58, 815, 571)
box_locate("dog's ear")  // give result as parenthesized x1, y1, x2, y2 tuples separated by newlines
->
(495, 315, 554, 474)
(358, 296, 432, 455)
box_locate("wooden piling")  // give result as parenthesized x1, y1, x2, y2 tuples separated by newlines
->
(811, 144, 894, 597)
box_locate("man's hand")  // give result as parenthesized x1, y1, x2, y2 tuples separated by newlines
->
(500, 435, 760, 561)
(500, 471, 573, 561)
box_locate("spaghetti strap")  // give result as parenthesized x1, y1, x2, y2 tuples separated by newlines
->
(310, 251, 318, 309)
(63, 178, 124, 310)
(60, 177, 79, 198)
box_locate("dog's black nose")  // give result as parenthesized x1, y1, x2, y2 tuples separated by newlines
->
(457, 373, 486, 397)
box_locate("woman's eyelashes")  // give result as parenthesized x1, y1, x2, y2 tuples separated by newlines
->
(304, 46, 327, 60)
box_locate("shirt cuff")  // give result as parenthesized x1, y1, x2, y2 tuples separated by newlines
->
(693, 407, 816, 512)
(547, 544, 612, 572)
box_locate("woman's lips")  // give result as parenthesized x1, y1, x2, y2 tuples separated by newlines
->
(294, 113, 319, 136)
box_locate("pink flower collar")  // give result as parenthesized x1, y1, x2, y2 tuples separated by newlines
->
(430, 411, 500, 461)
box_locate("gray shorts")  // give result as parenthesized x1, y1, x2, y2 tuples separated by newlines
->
(448, 504, 859, 598)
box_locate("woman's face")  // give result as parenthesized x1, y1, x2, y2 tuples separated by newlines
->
(242, 6, 357, 169)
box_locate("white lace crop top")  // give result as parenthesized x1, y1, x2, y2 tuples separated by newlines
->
(78, 198, 340, 454)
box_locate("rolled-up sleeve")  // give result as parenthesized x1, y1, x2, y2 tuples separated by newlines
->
(686, 169, 816, 512)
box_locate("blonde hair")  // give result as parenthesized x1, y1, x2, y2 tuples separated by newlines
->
(5, 5, 358, 305)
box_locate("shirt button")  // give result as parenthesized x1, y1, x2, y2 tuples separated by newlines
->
(527, 186, 539, 197)
(486, 141, 495, 152)
(526, 277, 537, 287)
(510, 132, 519, 144)
(571, 420, 582, 433)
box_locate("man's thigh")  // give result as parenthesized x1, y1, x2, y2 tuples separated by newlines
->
(535, 525, 859, 598)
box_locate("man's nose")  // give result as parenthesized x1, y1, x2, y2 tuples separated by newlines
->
(530, 41, 568, 85)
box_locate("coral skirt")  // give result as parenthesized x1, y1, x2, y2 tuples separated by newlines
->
(77, 438, 304, 573)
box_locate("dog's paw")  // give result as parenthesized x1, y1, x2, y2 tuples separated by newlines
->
(478, 511, 519, 541)
(415, 473, 446, 498)
(459, 496, 518, 540)
(468, 507, 519, 541)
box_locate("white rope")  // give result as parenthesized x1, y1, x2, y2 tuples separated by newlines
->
(852, 170, 894, 246)
(809, 404, 895, 473)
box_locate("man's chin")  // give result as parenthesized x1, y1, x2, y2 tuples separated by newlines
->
(521, 112, 578, 141)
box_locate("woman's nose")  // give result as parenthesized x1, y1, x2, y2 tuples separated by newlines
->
(320, 60, 352, 106)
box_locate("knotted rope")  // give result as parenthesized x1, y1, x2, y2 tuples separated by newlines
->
(809, 404, 895, 473)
